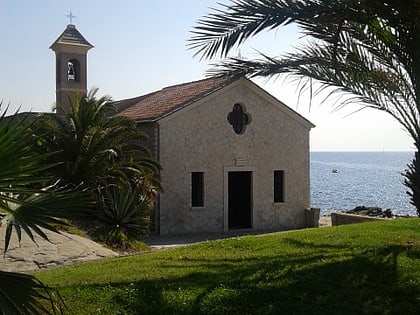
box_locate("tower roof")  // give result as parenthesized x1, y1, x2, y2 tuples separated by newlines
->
(50, 24, 93, 50)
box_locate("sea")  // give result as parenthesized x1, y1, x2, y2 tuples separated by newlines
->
(310, 151, 418, 217)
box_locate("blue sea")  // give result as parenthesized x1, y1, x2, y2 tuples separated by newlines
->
(311, 152, 417, 217)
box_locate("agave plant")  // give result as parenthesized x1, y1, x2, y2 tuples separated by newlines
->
(0, 108, 89, 314)
(91, 184, 151, 249)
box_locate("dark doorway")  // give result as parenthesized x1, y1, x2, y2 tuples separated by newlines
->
(228, 171, 252, 229)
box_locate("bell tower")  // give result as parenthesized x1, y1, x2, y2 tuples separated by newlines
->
(50, 20, 93, 113)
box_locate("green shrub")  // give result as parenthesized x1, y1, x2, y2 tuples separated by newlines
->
(90, 184, 151, 250)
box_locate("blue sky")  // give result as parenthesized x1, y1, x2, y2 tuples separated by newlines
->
(0, 0, 413, 151)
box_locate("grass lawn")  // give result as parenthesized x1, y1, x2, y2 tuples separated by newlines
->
(36, 219, 420, 315)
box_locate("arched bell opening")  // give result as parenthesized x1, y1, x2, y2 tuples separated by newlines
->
(67, 59, 80, 82)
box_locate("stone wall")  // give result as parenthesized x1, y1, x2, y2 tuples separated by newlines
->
(157, 79, 313, 234)
(331, 212, 388, 226)
(136, 122, 159, 160)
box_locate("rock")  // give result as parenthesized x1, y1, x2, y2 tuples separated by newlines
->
(0, 225, 119, 273)
(345, 206, 394, 218)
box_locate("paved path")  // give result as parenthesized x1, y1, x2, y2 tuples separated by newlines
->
(146, 216, 332, 249)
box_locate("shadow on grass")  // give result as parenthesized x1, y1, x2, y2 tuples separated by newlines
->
(58, 239, 420, 315)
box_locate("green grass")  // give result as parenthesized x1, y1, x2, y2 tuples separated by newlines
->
(36, 219, 420, 315)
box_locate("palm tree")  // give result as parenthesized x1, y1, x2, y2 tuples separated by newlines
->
(32, 89, 161, 244)
(189, 0, 420, 216)
(0, 108, 88, 314)
(33, 88, 160, 190)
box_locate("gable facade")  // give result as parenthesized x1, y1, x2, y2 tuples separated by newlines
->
(116, 76, 314, 235)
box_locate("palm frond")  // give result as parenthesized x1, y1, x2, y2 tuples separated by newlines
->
(189, 0, 420, 215)
(189, 0, 366, 59)
(189, 0, 310, 59)
(0, 109, 76, 314)
(0, 270, 64, 315)
(2, 185, 90, 254)
(0, 110, 91, 254)
(195, 0, 417, 137)
(0, 112, 59, 191)
(33, 89, 160, 191)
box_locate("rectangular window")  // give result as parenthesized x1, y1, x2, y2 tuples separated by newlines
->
(274, 170, 285, 203)
(191, 172, 204, 207)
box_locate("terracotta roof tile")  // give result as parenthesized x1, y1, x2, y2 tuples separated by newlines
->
(114, 76, 236, 121)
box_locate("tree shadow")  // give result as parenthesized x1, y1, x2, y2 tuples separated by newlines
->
(58, 239, 420, 314)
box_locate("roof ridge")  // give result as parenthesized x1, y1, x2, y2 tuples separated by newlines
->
(164, 75, 233, 87)
(118, 75, 234, 102)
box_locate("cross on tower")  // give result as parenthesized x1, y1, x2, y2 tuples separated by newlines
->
(66, 11, 76, 24)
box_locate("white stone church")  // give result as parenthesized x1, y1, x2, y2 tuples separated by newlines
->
(51, 23, 314, 235)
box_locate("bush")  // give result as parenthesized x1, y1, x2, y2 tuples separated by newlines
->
(89, 184, 152, 250)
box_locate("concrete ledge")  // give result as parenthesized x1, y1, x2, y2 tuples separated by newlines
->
(331, 212, 388, 226)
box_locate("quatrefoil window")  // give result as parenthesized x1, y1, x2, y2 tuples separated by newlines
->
(227, 103, 250, 134)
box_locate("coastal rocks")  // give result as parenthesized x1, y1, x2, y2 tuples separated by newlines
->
(346, 206, 393, 218)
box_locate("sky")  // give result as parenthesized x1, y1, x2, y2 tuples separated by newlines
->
(0, 0, 414, 152)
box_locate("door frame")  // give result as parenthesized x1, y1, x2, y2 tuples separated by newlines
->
(223, 166, 254, 231)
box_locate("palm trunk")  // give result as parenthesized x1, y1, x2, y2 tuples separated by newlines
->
(403, 140, 420, 217)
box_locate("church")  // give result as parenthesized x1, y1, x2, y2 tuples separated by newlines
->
(51, 23, 315, 235)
